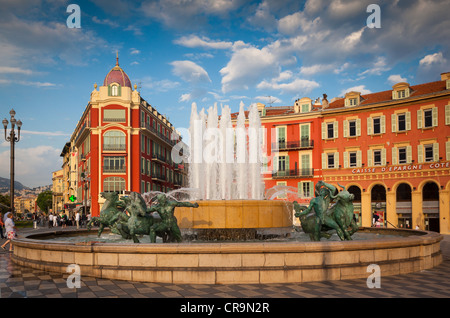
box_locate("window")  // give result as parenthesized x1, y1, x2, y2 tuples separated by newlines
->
(349, 98, 358, 106)
(103, 156, 125, 173)
(397, 89, 406, 99)
(298, 181, 314, 198)
(278, 156, 287, 172)
(327, 123, 334, 139)
(276, 182, 287, 199)
(398, 147, 407, 164)
(373, 150, 382, 166)
(397, 113, 406, 131)
(423, 109, 433, 128)
(349, 120, 356, 137)
(277, 127, 286, 148)
(327, 153, 335, 169)
(103, 177, 125, 192)
(322, 122, 338, 139)
(392, 112, 411, 132)
(349, 152, 357, 167)
(110, 85, 120, 96)
(104, 109, 125, 122)
(301, 104, 310, 113)
(373, 117, 381, 134)
(424, 144, 434, 162)
(103, 131, 125, 150)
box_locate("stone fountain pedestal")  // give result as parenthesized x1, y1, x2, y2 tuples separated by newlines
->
(174, 200, 293, 240)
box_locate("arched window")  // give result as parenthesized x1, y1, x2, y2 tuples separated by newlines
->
(103, 177, 125, 193)
(103, 130, 125, 150)
(111, 85, 119, 96)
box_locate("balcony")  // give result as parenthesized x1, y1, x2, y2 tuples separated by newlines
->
(103, 166, 126, 174)
(151, 171, 166, 182)
(103, 143, 126, 151)
(272, 168, 314, 179)
(152, 152, 167, 164)
(142, 122, 177, 147)
(272, 138, 314, 151)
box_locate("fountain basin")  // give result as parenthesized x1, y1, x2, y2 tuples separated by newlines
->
(175, 200, 293, 240)
(11, 228, 442, 284)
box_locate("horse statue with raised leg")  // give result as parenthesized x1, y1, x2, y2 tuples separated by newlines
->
(87, 192, 128, 237)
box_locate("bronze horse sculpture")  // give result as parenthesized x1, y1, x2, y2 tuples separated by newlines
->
(294, 181, 358, 241)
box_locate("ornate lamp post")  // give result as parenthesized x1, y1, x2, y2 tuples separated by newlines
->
(2, 109, 22, 215)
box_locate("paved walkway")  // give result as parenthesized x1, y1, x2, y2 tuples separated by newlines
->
(0, 226, 449, 301)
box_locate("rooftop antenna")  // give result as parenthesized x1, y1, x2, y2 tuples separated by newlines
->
(267, 95, 275, 107)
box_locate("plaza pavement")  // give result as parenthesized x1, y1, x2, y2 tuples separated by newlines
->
(0, 225, 449, 301)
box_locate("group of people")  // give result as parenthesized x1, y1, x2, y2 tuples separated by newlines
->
(46, 211, 91, 229)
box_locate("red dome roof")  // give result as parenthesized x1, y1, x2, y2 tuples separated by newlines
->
(103, 55, 132, 88)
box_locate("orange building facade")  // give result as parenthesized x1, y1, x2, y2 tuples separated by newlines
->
(248, 72, 450, 234)
(69, 57, 186, 217)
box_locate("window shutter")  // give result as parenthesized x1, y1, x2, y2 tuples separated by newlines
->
(322, 153, 326, 169)
(345, 99, 349, 107)
(334, 152, 339, 168)
(432, 107, 438, 127)
(417, 145, 423, 163)
(343, 152, 349, 168)
(321, 123, 326, 139)
(392, 147, 398, 165)
(381, 148, 386, 166)
(446, 141, 450, 161)
(343, 120, 348, 138)
(367, 117, 373, 135)
(356, 118, 361, 136)
(417, 109, 423, 129)
(108, 85, 111, 96)
(407, 146, 412, 164)
(391, 114, 397, 132)
(406, 111, 411, 130)
(357, 151, 362, 167)
(445, 105, 450, 125)
(285, 155, 290, 172)
(274, 156, 279, 173)
(433, 143, 439, 162)
(118, 85, 122, 96)
(298, 182, 303, 197)
(381, 115, 386, 133)
(367, 149, 373, 167)
(392, 91, 396, 100)
(333, 121, 338, 138)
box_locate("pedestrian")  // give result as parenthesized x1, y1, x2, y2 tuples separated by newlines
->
(75, 210, 80, 229)
(32, 212, 37, 229)
(53, 213, 58, 227)
(0, 213, 5, 239)
(48, 213, 53, 228)
(1, 212, 16, 252)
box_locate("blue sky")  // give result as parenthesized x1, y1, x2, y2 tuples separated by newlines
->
(0, 0, 449, 188)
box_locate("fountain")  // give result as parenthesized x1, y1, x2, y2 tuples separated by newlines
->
(10, 102, 443, 284)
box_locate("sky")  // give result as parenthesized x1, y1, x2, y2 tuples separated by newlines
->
(0, 0, 449, 188)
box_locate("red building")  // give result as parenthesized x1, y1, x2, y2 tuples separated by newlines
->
(69, 56, 186, 216)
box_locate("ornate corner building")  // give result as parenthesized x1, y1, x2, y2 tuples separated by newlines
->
(63, 56, 187, 217)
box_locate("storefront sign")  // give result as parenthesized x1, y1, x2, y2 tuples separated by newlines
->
(351, 161, 450, 174)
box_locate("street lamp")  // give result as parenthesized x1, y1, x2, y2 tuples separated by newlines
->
(3, 109, 22, 215)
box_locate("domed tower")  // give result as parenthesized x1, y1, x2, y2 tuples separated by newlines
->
(103, 52, 132, 96)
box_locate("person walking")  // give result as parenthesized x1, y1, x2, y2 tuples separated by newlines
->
(48, 213, 53, 228)
(0, 213, 5, 239)
(75, 210, 80, 229)
(1, 212, 16, 252)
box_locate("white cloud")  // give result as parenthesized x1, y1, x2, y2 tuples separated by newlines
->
(92, 16, 119, 28)
(419, 52, 447, 67)
(174, 35, 233, 50)
(254, 95, 282, 104)
(300, 63, 335, 75)
(359, 57, 390, 76)
(340, 85, 372, 97)
(21, 130, 71, 137)
(139, 77, 180, 92)
(130, 48, 141, 55)
(0, 145, 62, 188)
(0, 66, 33, 75)
(257, 77, 320, 95)
(388, 74, 407, 85)
(170, 60, 211, 84)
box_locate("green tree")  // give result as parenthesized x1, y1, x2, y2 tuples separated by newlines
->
(36, 190, 53, 214)
(0, 194, 10, 213)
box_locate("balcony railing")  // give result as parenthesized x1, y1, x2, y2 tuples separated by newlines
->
(103, 144, 126, 151)
(152, 152, 167, 163)
(272, 138, 314, 151)
(103, 166, 126, 173)
(151, 171, 166, 182)
(142, 123, 177, 146)
(272, 168, 314, 179)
